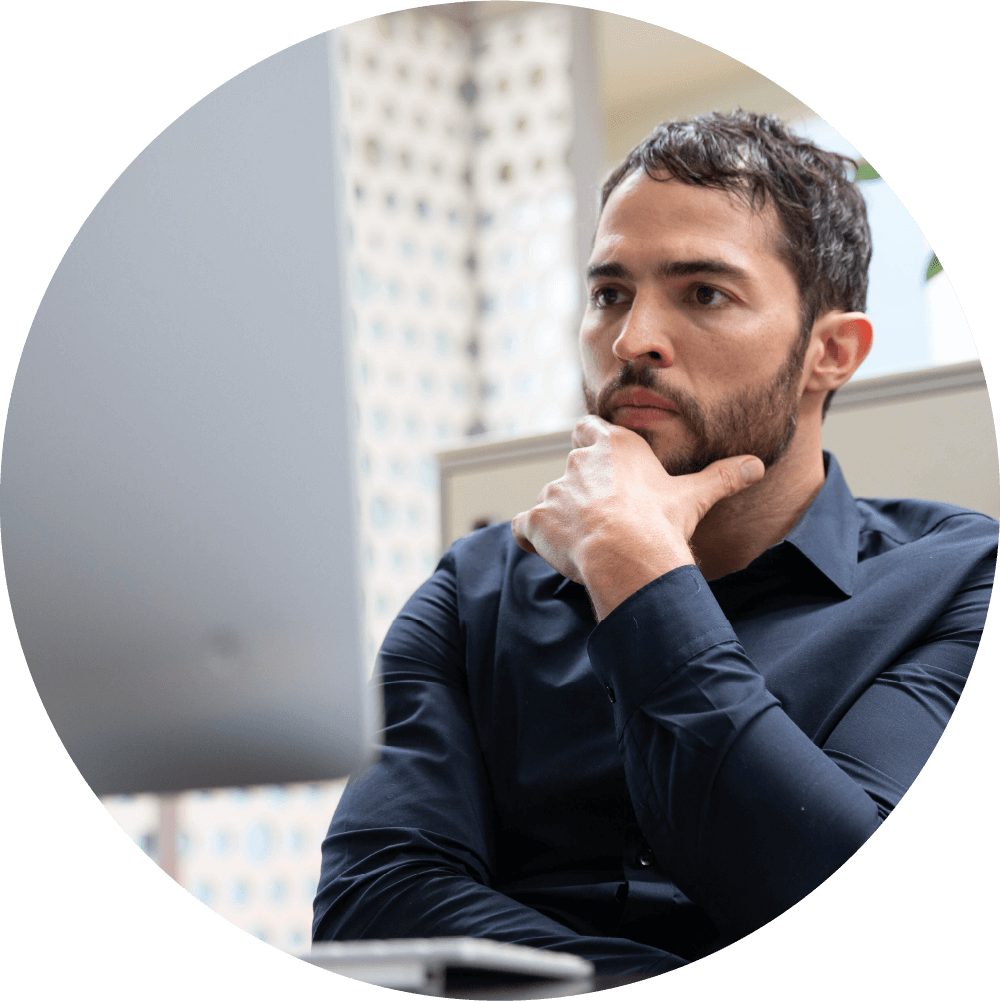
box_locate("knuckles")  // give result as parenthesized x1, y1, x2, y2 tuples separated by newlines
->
(571, 414, 608, 449)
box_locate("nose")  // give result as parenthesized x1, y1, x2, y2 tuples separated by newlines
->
(611, 292, 674, 367)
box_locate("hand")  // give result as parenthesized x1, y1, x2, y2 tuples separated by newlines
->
(511, 415, 765, 620)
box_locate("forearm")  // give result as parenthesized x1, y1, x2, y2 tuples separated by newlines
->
(313, 558, 685, 979)
(623, 695, 879, 936)
(315, 828, 683, 977)
(588, 565, 882, 938)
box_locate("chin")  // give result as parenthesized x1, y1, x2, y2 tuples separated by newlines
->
(651, 434, 737, 477)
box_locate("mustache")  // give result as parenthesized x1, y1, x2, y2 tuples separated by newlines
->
(591, 362, 705, 431)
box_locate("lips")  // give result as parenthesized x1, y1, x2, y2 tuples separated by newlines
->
(607, 387, 681, 431)
(608, 388, 678, 412)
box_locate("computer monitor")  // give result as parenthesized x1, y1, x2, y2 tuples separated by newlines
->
(1, 32, 377, 796)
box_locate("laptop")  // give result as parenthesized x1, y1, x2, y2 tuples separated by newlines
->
(301, 938, 595, 998)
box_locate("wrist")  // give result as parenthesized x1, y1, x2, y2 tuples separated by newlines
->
(579, 532, 696, 621)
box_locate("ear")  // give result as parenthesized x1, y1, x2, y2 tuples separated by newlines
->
(803, 311, 873, 395)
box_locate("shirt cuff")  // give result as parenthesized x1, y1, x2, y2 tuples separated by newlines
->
(586, 564, 738, 730)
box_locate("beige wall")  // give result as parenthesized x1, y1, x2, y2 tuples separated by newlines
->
(442, 447, 570, 549)
(822, 385, 998, 517)
(592, 12, 813, 169)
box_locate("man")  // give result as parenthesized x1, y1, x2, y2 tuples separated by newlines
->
(313, 111, 997, 979)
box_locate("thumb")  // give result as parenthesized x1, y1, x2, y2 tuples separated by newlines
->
(686, 454, 765, 516)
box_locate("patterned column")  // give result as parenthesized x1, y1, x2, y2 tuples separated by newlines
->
(335, 11, 479, 664)
(470, 6, 583, 437)
(337, 6, 585, 661)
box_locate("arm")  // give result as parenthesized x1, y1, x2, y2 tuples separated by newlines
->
(512, 416, 994, 940)
(312, 552, 685, 978)
(586, 551, 992, 938)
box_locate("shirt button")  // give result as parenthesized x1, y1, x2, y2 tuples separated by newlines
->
(606, 685, 616, 703)
(638, 849, 655, 867)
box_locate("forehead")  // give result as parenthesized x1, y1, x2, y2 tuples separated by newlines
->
(592, 170, 787, 270)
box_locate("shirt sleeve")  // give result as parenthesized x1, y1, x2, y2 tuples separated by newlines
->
(585, 550, 993, 941)
(312, 550, 684, 979)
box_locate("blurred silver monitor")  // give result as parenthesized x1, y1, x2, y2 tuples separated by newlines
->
(0, 33, 377, 796)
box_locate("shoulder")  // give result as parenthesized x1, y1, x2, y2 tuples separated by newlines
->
(391, 521, 548, 608)
(855, 497, 997, 580)
(444, 521, 556, 587)
(856, 496, 997, 544)
(430, 523, 572, 631)
(375, 528, 516, 674)
(445, 520, 522, 568)
(382, 524, 565, 667)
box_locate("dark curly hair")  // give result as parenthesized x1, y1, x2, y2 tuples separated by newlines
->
(600, 110, 872, 416)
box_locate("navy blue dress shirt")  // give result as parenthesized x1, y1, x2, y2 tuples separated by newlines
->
(314, 454, 996, 978)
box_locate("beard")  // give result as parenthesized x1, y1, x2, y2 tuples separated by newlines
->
(582, 336, 808, 477)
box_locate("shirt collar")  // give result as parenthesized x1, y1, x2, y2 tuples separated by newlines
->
(553, 451, 860, 599)
(782, 451, 859, 597)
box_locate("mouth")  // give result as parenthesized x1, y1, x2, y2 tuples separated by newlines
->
(611, 388, 677, 410)
(607, 388, 679, 429)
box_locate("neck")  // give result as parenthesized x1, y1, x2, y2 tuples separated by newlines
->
(689, 418, 826, 581)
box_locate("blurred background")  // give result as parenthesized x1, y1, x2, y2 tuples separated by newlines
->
(100, 2, 981, 953)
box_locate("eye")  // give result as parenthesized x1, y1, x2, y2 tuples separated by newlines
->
(591, 286, 625, 308)
(692, 284, 727, 307)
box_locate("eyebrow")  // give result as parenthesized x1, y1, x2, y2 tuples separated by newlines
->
(586, 259, 752, 284)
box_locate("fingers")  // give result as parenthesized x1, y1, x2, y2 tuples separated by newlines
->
(684, 454, 765, 516)
(737, 455, 766, 488)
(570, 414, 608, 450)
(572, 414, 653, 454)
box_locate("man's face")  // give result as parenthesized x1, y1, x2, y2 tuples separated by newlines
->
(580, 171, 809, 476)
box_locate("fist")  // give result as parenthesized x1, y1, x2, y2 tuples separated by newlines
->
(511, 416, 764, 619)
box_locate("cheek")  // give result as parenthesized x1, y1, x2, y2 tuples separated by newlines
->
(580, 340, 608, 386)
(577, 321, 609, 382)
(686, 315, 796, 387)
